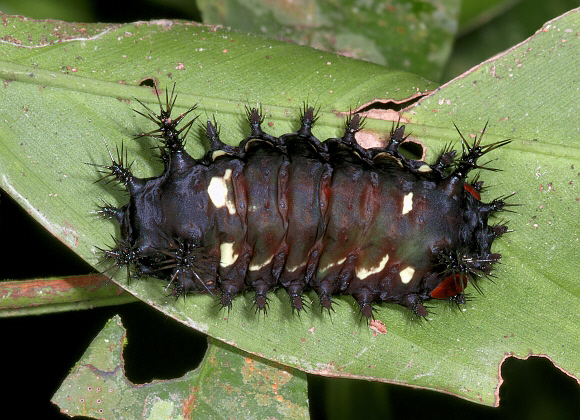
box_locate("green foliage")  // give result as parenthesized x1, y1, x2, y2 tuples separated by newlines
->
(52, 316, 309, 419)
(1, 2, 579, 418)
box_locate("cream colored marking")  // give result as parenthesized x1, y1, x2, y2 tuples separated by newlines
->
(226, 200, 236, 214)
(219, 242, 239, 268)
(399, 266, 415, 284)
(285, 262, 306, 273)
(319, 257, 346, 274)
(417, 164, 432, 173)
(244, 139, 261, 151)
(402, 192, 414, 215)
(356, 253, 390, 280)
(373, 152, 403, 167)
(211, 150, 228, 160)
(249, 255, 274, 271)
(208, 169, 236, 215)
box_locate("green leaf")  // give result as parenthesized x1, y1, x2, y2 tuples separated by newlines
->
(197, 0, 460, 81)
(0, 0, 93, 22)
(51, 315, 309, 418)
(1, 8, 579, 407)
(404, 7, 580, 395)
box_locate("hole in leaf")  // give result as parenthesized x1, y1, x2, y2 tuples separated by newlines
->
(499, 356, 580, 418)
(356, 94, 427, 113)
(398, 140, 423, 160)
(138, 78, 157, 88)
(122, 304, 207, 383)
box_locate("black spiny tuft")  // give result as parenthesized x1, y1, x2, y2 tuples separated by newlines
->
(134, 84, 197, 152)
(452, 122, 511, 178)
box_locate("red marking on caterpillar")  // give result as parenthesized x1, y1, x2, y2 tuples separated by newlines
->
(92, 86, 513, 320)
(430, 274, 469, 300)
(464, 183, 481, 201)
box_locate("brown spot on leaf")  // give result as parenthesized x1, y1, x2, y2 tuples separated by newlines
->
(369, 319, 387, 335)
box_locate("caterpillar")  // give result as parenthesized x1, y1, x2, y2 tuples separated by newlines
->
(94, 86, 511, 319)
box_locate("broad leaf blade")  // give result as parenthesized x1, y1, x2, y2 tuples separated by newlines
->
(2, 10, 579, 406)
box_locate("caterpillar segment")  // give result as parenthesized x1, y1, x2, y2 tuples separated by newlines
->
(96, 88, 510, 319)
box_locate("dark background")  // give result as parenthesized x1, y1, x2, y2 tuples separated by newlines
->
(2, 1, 580, 418)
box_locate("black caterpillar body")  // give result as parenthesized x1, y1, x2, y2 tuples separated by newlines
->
(96, 87, 510, 319)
